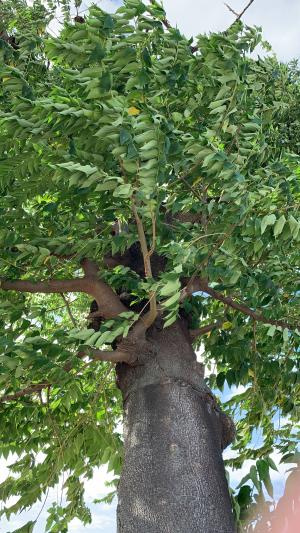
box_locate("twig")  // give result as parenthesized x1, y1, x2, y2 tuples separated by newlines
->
(224, 0, 255, 22)
(60, 293, 77, 327)
(224, 3, 239, 17)
(189, 320, 224, 340)
(146, 211, 156, 259)
(184, 277, 298, 332)
(132, 200, 157, 328)
(0, 347, 133, 403)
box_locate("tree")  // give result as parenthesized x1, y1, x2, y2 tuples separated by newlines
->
(0, 0, 299, 531)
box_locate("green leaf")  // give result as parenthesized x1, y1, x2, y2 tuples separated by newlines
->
(249, 465, 261, 492)
(266, 456, 278, 472)
(267, 325, 276, 337)
(95, 180, 118, 191)
(12, 521, 36, 533)
(112, 184, 132, 198)
(256, 459, 269, 481)
(237, 485, 252, 507)
(163, 292, 180, 308)
(273, 215, 286, 237)
(261, 214, 276, 234)
(288, 215, 300, 239)
(163, 313, 177, 328)
(160, 279, 180, 297)
(70, 328, 95, 341)
(283, 328, 289, 342)
(216, 372, 226, 390)
(229, 270, 241, 284)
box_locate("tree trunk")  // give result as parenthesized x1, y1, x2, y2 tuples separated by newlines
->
(116, 319, 236, 533)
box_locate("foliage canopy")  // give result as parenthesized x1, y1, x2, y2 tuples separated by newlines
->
(0, 0, 299, 531)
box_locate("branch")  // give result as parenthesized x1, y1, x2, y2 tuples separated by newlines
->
(189, 320, 224, 340)
(80, 258, 127, 319)
(0, 258, 127, 320)
(87, 348, 134, 364)
(132, 200, 157, 328)
(0, 278, 87, 294)
(80, 258, 99, 278)
(0, 383, 49, 403)
(224, 0, 255, 22)
(60, 293, 77, 327)
(0, 348, 132, 403)
(184, 277, 298, 331)
(224, 3, 239, 17)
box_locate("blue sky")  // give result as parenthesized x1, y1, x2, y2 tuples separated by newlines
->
(2, 1, 299, 531)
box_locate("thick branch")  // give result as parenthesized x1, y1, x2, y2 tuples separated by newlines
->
(87, 348, 134, 364)
(0, 258, 127, 319)
(184, 277, 297, 331)
(80, 258, 99, 278)
(0, 383, 49, 403)
(80, 258, 127, 318)
(0, 278, 86, 294)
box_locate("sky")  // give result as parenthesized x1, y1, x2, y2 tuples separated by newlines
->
(1, 1, 299, 532)
(72, 0, 300, 61)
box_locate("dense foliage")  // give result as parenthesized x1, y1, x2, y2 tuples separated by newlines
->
(0, 1, 299, 531)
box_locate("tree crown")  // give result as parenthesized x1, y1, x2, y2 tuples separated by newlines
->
(0, 0, 299, 530)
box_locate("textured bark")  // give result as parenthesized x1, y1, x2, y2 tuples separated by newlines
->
(116, 319, 236, 533)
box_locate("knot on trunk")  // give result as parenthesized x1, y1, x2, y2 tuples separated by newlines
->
(119, 337, 157, 365)
(219, 411, 236, 450)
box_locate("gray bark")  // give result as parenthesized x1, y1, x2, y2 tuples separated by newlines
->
(116, 319, 236, 533)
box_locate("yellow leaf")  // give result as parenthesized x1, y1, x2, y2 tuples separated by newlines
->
(222, 321, 232, 330)
(128, 106, 140, 116)
(248, 369, 255, 378)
